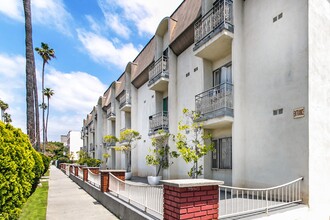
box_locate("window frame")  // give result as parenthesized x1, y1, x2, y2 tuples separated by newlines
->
(211, 137, 232, 170)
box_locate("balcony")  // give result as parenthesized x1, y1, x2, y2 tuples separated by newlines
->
(106, 107, 116, 120)
(148, 56, 169, 92)
(89, 144, 95, 152)
(195, 83, 233, 129)
(148, 112, 169, 136)
(83, 146, 88, 152)
(119, 92, 131, 112)
(194, 0, 233, 61)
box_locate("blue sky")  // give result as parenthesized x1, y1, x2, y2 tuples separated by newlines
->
(0, 0, 182, 141)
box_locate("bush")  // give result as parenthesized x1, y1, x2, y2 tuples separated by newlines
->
(30, 151, 44, 193)
(0, 122, 43, 219)
(76, 150, 101, 167)
(85, 158, 101, 167)
(40, 153, 50, 175)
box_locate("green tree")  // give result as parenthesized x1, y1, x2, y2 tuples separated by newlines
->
(45, 141, 69, 160)
(43, 88, 54, 146)
(175, 108, 214, 178)
(3, 112, 12, 124)
(145, 130, 179, 176)
(23, 0, 41, 151)
(116, 129, 141, 172)
(0, 99, 9, 122)
(103, 135, 118, 168)
(35, 42, 55, 153)
(103, 135, 118, 147)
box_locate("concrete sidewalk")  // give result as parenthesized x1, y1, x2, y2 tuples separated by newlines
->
(46, 165, 119, 220)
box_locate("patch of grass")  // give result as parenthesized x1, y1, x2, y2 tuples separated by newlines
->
(19, 181, 49, 220)
(44, 169, 50, 176)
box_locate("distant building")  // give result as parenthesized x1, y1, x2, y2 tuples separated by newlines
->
(60, 135, 68, 147)
(65, 131, 83, 160)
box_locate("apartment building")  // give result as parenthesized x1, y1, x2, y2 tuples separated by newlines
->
(81, 0, 330, 216)
(65, 131, 83, 160)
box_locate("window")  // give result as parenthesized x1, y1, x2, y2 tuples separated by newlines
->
(213, 63, 232, 87)
(212, 137, 232, 169)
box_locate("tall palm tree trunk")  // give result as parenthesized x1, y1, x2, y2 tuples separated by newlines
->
(45, 95, 49, 145)
(23, 0, 36, 148)
(34, 70, 41, 151)
(42, 61, 45, 152)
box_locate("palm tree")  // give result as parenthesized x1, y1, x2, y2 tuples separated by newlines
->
(23, 0, 38, 149)
(3, 113, 12, 124)
(0, 99, 9, 121)
(35, 43, 55, 151)
(43, 88, 54, 148)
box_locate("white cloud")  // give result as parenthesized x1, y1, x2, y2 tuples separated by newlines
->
(97, 0, 183, 36)
(0, 0, 24, 21)
(105, 14, 131, 39)
(44, 69, 107, 140)
(77, 29, 140, 69)
(0, 54, 27, 131)
(0, 0, 73, 36)
(45, 69, 106, 113)
(97, 0, 131, 38)
(0, 53, 107, 141)
(86, 15, 102, 34)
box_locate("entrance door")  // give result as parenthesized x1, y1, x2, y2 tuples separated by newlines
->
(163, 97, 168, 112)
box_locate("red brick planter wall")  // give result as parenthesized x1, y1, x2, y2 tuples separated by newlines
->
(161, 179, 223, 220)
(111, 171, 125, 181)
(100, 171, 109, 192)
(82, 168, 88, 182)
(163, 185, 219, 220)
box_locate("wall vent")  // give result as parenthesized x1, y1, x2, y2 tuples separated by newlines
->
(273, 12, 283, 23)
(273, 108, 283, 115)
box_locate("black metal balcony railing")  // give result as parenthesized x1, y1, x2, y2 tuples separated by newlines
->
(149, 112, 169, 135)
(89, 144, 95, 151)
(148, 56, 169, 86)
(195, 83, 233, 120)
(107, 106, 115, 118)
(119, 92, 131, 109)
(194, 0, 233, 47)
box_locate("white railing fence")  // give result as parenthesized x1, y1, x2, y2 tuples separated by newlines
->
(219, 177, 303, 218)
(108, 173, 163, 219)
(87, 169, 100, 188)
(78, 167, 84, 179)
(66, 165, 70, 176)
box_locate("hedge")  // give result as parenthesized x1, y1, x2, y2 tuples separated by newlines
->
(0, 122, 44, 220)
(40, 153, 50, 175)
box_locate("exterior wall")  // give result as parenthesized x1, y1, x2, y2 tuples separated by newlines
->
(131, 83, 156, 176)
(308, 0, 330, 217)
(67, 131, 83, 160)
(238, 0, 309, 201)
(96, 103, 105, 160)
(170, 44, 204, 179)
(232, 0, 246, 187)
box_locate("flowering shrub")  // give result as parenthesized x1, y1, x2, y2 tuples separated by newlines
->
(0, 122, 44, 219)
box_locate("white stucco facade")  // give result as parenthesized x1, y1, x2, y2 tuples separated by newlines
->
(81, 0, 330, 218)
(66, 130, 83, 160)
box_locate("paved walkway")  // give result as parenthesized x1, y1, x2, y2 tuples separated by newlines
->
(47, 165, 118, 220)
